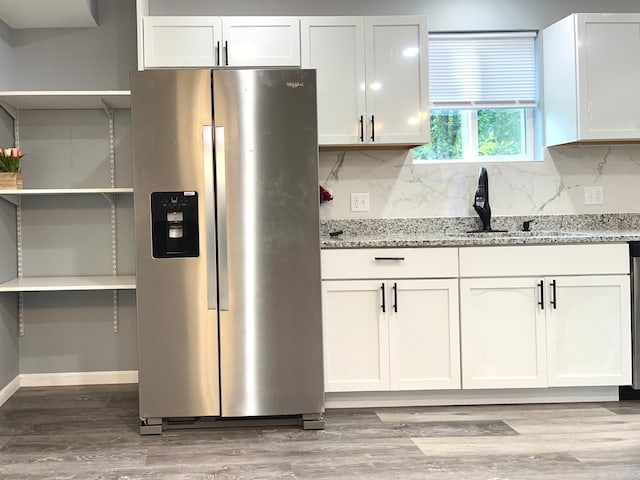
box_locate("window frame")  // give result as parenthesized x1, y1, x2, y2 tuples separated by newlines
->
(413, 31, 538, 164)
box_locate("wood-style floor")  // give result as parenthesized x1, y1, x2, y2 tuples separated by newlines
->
(2, 385, 640, 479)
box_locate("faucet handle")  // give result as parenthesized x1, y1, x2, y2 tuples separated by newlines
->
(522, 219, 534, 232)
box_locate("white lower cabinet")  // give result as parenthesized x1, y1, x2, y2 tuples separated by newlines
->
(546, 275, 631, 386)
(322, 278, 460, 392)
(323, 244, 632, 397)
(389, 279, 460, 390)
(460, 277, 547, 389)
(322, 280, 390, 392)
(459, 244, 631, 390)
(321, 247, 460, 393)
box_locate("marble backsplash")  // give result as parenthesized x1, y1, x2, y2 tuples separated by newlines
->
(318, 145, 640, 220)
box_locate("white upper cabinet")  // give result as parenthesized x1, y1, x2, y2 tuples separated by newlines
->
(143, 17, 222, 68)
(142, 16, 300, 69)
(543, 13, 640, 145)
(365, 17, 429, 145)
(222, 17, 300, 67)
(300, 17, 366, 145)
(301, 16, 429, 146)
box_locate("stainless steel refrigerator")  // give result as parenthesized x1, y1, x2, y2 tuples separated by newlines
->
(130, 69, 324, 434)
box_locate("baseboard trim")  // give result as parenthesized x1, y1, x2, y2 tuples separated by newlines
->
(19, 370, 139, 387)
(325, 386, 620, 409)
(0, 375, 20, 407)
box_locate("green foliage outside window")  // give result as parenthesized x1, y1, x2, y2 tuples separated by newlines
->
(412, 110, 462, 160)
(412, 109, 526, 161)
(477, 109, 523, 157)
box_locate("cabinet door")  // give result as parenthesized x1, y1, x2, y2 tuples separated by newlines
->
(388, 279, 460, 390)
(222, 17, 300, 66)
(301, 17, 366, 145)
(143, 17, 222, 68)
(460, 278, 547, 389)
(364, 16, 429, 144)
(546, 275, 631, 386)
(322, 280, 389, 392)
(577, 14, 640, 140)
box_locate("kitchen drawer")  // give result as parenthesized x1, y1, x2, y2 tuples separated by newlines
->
(321, 248, 458, 280)
(459, 243, 629, 278)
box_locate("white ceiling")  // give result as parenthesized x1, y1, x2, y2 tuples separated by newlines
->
(0, 0, 98, 29)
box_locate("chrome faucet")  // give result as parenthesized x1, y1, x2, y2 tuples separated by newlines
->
(473, 167, 492, 231)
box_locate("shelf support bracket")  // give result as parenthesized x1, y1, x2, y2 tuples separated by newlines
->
(16, 194, 24, 336)
(18, 292, 24, 336)
(102, 98, 120, 334)
(100, 192, 116, 205)
(112, 290, 119, 333)
(0, 101, 17, 120)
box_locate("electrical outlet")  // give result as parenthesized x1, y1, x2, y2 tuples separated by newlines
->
(350, 192, 370, 212)
(584, 186, 604, 205)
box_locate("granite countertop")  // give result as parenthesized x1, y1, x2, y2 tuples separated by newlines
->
(320, 214, 640, 249)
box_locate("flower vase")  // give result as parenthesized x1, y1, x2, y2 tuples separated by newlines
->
(0, 172, 23, 189)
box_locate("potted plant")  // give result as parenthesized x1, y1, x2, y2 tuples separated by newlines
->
(0, 147, 24, 189)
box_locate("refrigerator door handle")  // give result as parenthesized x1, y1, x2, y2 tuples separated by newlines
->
(215, 126, 229, 311)
(203, 126, 218, 311)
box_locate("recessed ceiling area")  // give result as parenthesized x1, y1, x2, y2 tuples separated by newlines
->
(0, 0, 98, 29)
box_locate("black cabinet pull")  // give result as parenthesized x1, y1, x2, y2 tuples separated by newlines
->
(538, 280, 544, 310)
(550, 279, 557, 309)
(392, 282, 398, 312)
(370, 115, 375, 142)
(216, 41, 220, 65)
(380, 283, 386, 313)
(359, 115, 364, 142)
(224, 40, 229, 65)
(374, 257, 405, 261)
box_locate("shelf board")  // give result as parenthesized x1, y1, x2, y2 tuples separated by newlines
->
(0, 188, 134, 206)
(0, 275, 136, 292)
(0, 91, 131, 110)
(0, 187, 133, 195)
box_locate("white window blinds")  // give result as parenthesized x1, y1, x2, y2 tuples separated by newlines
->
(429, 32, 537, 108)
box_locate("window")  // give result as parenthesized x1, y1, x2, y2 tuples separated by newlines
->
(413, 32, 537, 163)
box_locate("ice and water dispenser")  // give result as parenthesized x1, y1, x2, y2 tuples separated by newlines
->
(151, 191, 199, 258)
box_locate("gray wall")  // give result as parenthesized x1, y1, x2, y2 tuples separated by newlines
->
(0, 201, 18, 390)
(11, 0, 136, 90)
(0, 108, 17, 390)
(148, 0, 640, 30)
(0, 19, 13, 89)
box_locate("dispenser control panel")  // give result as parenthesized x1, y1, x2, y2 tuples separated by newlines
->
(151, 191, 199, 258)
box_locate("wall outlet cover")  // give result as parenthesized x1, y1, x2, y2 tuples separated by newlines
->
(350, 192, 370, 212)
(584, 186, 604, 205)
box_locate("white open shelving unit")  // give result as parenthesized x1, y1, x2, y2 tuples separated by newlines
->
(0, 90, 135, 333)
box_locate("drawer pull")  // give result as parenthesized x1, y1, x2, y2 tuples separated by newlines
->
(374, 257, 405, 261)
(392, 282, 398, 312)
(538, 280, 544, 310)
